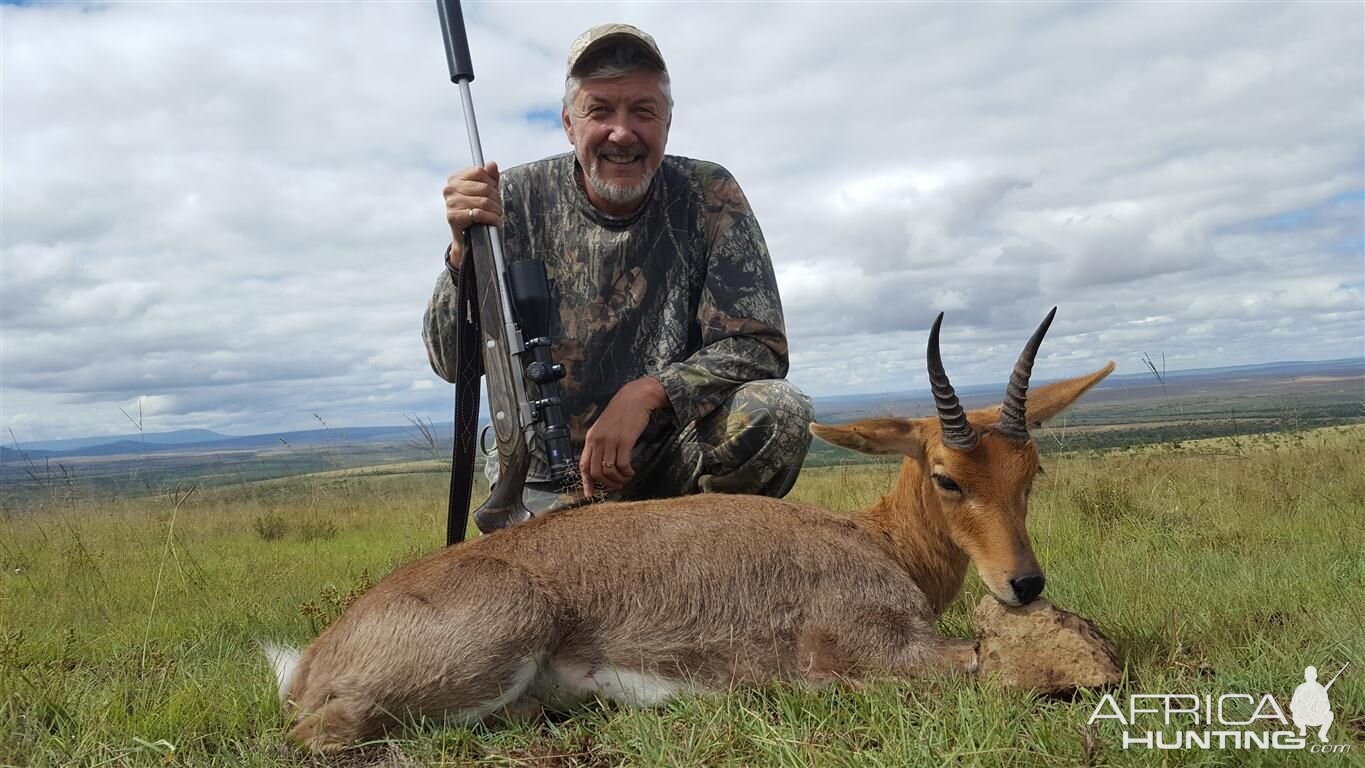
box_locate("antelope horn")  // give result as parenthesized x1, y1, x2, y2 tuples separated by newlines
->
(997, 306, 1057, 442)
(927, 312, 978, 451)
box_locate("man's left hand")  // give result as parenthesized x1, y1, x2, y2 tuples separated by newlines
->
(579, 376, 669, 498)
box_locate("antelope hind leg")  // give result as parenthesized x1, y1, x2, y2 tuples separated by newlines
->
(284, 558, 558, 751)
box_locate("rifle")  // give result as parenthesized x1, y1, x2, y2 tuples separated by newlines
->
(1324, 662, 1349, 691)
(436, 0, 577, 544)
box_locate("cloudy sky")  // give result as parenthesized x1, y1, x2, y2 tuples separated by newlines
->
(2, 1, 1362, 442)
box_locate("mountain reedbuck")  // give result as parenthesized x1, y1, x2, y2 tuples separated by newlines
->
(266, 309, 1114, 751)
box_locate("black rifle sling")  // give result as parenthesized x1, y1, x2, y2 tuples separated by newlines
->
(446, 248, 482, 546)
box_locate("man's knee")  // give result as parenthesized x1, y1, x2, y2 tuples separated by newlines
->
(724, 379, 816, 439)
(690, 379, 814, 497)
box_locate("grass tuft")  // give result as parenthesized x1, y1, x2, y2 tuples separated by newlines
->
(253, 512, 289, 542)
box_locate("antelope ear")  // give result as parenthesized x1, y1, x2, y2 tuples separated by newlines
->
(967, 361, 1116, 428)
(1024, 361, 1116, 426)
(810, 419, 927, 460)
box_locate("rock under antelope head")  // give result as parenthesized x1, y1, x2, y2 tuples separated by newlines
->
(810, 308, 1115, 606)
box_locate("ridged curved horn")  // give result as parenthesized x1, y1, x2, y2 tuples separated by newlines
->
(927, 313, 978, 451)
(997, 307, 1057, 442)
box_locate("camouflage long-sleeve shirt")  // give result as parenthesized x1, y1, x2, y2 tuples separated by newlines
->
(423, 153, 788, 476)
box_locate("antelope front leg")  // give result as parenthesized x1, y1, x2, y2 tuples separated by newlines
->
(880, 633, 979, 679)
(797, 617, 979, 684)
(927, 637, 980, 675)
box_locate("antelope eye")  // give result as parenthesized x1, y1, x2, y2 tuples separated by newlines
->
(932, 474, 963, 494)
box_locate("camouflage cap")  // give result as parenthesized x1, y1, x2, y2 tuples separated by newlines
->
(566, 23, 667, 78)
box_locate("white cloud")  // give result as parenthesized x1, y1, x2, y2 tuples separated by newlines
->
(2, 1, 1361, 441)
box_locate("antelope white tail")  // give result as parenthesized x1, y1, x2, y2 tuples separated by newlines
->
(261, 642, 301, 704)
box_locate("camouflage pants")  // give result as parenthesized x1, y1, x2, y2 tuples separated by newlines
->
(487, 379, 815, 515)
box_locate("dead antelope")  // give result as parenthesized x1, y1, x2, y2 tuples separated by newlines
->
(266, 308, 1114, 752)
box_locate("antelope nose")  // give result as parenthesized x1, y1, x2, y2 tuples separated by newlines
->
(1010, 574, 1046, 604)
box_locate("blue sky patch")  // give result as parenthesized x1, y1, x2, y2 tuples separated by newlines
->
(524, 108, 560, 129)
(1219, 187, 1365, 236)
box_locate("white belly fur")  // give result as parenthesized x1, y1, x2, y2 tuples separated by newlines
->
(531, 659, 688, 709)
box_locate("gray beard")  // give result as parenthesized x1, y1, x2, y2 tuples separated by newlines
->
(587, 156, 656, 207)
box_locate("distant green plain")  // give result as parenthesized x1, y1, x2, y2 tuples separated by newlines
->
(2, 422, 1363, 766)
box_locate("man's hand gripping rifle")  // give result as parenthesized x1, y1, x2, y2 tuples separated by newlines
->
(438, 0, 577, 544)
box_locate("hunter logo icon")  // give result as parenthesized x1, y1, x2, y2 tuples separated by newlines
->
(1291, 663, 1347, 743)
(1087, 660, 1356, 752)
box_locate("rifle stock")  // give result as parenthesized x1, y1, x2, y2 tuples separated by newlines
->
(468, 225, 535, 532)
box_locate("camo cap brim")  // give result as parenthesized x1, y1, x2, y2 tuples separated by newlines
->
(566, 23, 667, 77)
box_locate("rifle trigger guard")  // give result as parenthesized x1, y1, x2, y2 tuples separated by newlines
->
(478, 424, 496, 456)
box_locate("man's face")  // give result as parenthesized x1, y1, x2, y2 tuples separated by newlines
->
(562, 69, 670, 215)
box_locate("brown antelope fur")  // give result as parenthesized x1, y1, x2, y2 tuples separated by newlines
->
(266, 311, 1114, 752)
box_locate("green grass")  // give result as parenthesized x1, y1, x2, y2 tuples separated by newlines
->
(2, 425, 1363, 766)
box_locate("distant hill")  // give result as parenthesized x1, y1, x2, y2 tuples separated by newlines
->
(811, 357, 1363, 420)
(4, 358, 1359, 463)
(17, 429, 230, 453)
(1, 424, 462, 461)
